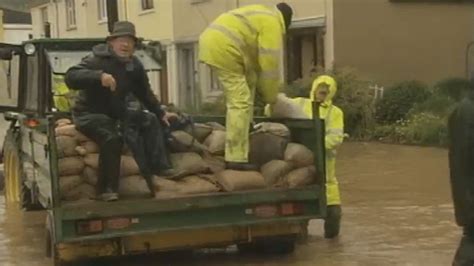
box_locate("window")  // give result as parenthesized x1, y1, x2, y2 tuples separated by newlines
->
(40, 7, 48, 25)
(0, 54, 20, 109)
(40, 6, 49, 36)
(65, 0, 77, 29)
(97, 0, 107, 22)
(141, 0, 154, 10)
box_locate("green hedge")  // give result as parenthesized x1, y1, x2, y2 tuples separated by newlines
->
(375, 80, 431, 124)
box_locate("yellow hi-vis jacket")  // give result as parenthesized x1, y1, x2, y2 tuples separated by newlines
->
(199, 4, 286, 104)
(265, 75, 344, 205)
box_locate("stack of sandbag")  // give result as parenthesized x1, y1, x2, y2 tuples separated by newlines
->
(249, 122, 291, 167)
(268, 142, 318, 188)
(82, 153, 152, 197)
(173, 122, 226, 174)
(55, 119, 95, 201)
(55, 117, 319, 200)
(64, 119, 217, 198)
(185, 121, 319, 191)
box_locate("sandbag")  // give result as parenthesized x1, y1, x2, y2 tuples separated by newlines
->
(284, 143, 314, 168)
(249, 132, 288, 167)
(268, 93, 308, 119)
(120, 156, 140, 177)
(55, 118, 72, 127)
(83, 166, 98, 186)
(75, 146, 87, 156)
(216, 170, 265, 192)
(170, 152, 209, 177)
(204, 130, 226, 155)
(177, 175, 220, 194)
(62, 183, 96, 201)
(83, 153, 99, 169)
(253, 122, 290, 138)
(118, 175, 150, 196)
(206, 122, 226, 131)
(260, 160, 294, 186)
(153, 176, 181, 199)
(281, 166, 317, 188)
(80, 141, 99, 154)
(203, 154, 225, 174)
(168, 130, 209, 153)
(58, 156, 85, 176)
(153, 176, 179, 191)
(55, 124, 90, 142)
(59, 175, 83, 194)
(56, 135, 79, 158)
(185, 123, 213, 143)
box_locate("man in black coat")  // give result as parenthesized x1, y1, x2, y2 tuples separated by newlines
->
(65, 21, 174, 201)
(448, 79, 474, 266)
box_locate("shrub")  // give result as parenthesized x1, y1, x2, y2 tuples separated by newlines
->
(331, 69, 376, 139)
(408, 93, 456, 118)
(375, 80, 431, 124)
(392, 112, 447, 146)
(284, 76, 315, 98)
(372, 124, 396, 141)
(434, 77, 472, 101)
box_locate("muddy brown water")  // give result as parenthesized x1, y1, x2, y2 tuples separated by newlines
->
(0, 142, 461, 266)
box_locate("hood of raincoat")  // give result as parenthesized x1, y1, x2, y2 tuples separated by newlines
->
(309, 75, 337, 107)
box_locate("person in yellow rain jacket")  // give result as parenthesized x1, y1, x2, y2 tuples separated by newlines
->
(266, 75, 344, 238)
(52, 74, 73, 112)
(199, 3, 293, 171)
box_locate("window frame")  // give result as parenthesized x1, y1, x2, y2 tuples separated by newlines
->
(40, 6, 48, 25)
(141, 0, 155, 11)
(97, 0, 107, 23)
(65, 0, 77, 30)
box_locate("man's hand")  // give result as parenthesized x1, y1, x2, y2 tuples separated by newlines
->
(101, 73, 116, 92)
(162, 112, 178, 127)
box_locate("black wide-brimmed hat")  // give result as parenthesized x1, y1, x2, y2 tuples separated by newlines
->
(107, 21, 138, 41)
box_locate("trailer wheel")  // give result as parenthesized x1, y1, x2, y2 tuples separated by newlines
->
(3, 147, 21, 203)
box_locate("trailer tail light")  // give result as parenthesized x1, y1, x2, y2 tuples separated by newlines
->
(24, 118, 40, 128)
(76, 219, 103, 235)
(280, 203, 305, 216)
(254, 205, 279, 218)
(106, 217, 131, 230)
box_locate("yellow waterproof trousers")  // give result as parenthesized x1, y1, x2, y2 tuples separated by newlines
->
(214, 67, 257, 163)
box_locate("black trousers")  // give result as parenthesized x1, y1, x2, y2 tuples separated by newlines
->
(453, 226, 474, 266)
(121, 110, 172, 178)
(74, 113, 122, 194)
(74, 111, 172, 194)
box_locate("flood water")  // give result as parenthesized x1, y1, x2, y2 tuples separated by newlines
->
(0, 142, 460, 265)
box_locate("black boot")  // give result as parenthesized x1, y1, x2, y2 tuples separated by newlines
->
(324, 205, 342, 239)
(225, 162, 258, 171)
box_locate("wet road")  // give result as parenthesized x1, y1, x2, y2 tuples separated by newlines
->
(0, 142, 460, 265)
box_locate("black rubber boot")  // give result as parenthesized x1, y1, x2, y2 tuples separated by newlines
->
(324, 205, 342, 239)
